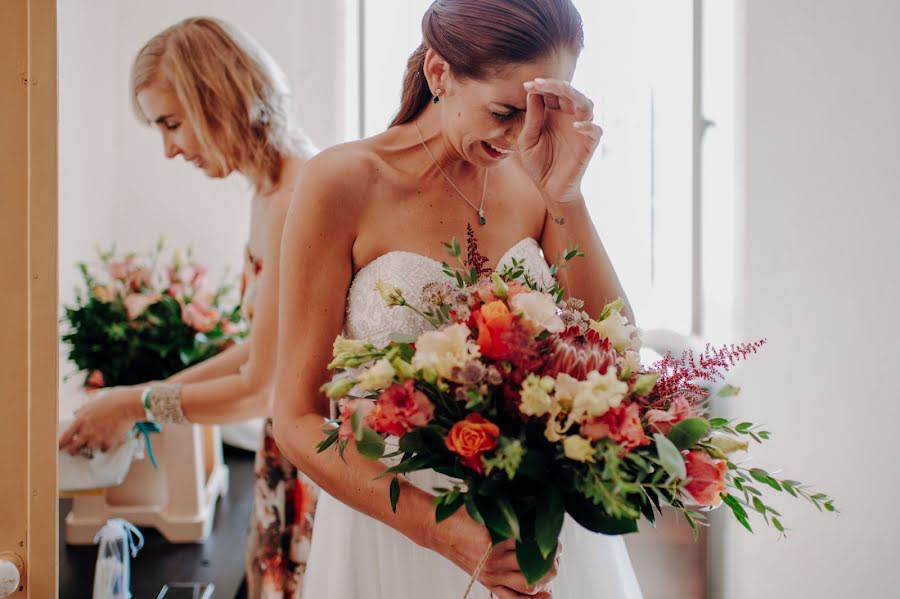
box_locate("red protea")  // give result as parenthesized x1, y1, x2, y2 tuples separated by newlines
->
(543, 327, 617, 379)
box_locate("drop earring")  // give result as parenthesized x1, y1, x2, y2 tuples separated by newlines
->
(433, 88, 443, 104)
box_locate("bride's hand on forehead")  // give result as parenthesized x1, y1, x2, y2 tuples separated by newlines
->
(517, 78, 602, 205)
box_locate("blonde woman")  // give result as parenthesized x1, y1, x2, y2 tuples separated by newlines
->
(58, 17, 318, 598)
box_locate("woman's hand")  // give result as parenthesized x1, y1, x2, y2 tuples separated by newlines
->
(517, 78, 602, 206)
(436, 508, 560, 598)
(59, 386, 145, 455)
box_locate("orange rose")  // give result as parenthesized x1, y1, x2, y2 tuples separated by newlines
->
(474, 300, 514, 360)
(445, 413, 500, 474)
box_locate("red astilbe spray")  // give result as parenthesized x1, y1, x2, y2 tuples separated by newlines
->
(648, 339, 767, 407)
(466, 224, 492, 280)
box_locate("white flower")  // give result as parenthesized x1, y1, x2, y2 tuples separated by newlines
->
(332, 336, 371, 357)
(563, 435, 596, 463)
(411, 323, 481, 380)
(358, 358, 396, 391)
(519, 374, 556, 417)
(572, 369, 628, 419)
(510, 291, 565, 335)
(553, 373, 581, 410)
(589, 310, 639, 353)
(374, 280, 405, 307)
(617, 350, 642, 378)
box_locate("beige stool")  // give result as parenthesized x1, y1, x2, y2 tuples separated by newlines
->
(63, 423, 229, 544)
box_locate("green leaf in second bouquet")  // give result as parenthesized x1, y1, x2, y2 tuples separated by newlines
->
(667, 418, 711, 451)
(516, 538, 556, 585)
(654, 433, 687, 479)
(355, 427, 385, 460)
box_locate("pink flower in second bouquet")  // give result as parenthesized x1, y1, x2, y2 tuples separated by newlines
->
(108, 258, 132, 280)
(181, 300, 220, 333)
(581, 402, 650, 453)
(86, 369, 105, 389)
(127, 266, 153, 292)
(645, 397, 697, 435)
(123, 292, 161, 320)
(684, 450, 728, 507)
(338, 399, 376, 442)
(373, 380, 435, 437)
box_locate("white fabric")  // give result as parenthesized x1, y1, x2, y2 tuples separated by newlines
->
(303, 238, 643, 599)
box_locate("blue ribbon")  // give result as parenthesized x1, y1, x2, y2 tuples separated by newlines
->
(134, 421, 162, 469)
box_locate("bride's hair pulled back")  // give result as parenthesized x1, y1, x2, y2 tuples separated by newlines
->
(391, 0, 584, 128)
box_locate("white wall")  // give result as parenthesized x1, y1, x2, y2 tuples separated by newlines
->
(58, 2, 349, 391)
(717, 1, 900, 597)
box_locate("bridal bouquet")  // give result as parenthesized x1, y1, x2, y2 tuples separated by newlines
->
(62, 238, 245, 388)
(318, 234, 834, 584)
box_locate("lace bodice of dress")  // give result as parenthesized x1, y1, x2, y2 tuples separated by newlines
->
(344, 237, 553, 344)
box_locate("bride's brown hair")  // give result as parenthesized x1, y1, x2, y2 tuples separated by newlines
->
(391, 0, 584, 128)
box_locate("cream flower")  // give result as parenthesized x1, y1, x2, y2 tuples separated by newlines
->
(519, 374, 556, 417)
(411, 323, 481, 380)
(590, 310, 639, 353)
(708, 431, 750, 456)
(563, 435, 596, 463)
(572, 369, 628, 419)
(510, 291, 565, 335)
(358, 358, 396, 391)
(617, 350, 642, 378)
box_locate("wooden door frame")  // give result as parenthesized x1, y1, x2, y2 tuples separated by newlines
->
(0, 0, 58, 596)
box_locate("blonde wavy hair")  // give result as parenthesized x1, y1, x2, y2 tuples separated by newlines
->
(131, 17, 307, 195)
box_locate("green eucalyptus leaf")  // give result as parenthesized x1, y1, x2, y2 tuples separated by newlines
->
(654, 433, 686, 479)
(355, 427, 385, 460)
(667, 418, 711, 451)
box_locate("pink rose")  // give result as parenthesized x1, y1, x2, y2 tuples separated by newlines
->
(181, 301, 220, 333)
(86, 369, 105, 389)
(127, 266, 153, 292)
(124, 292, 161, 320)
(581, 402, 650, 453)
(92, 285, 117, 304)
(168, 283, 186, 302)
(373, 380, 435, 437)
(684, 450, 728, 507)
(645, 397, 697, 435)
(338, 399, 376, 442)
(221, 319, 241, 335)
(108, 259, 131, 280)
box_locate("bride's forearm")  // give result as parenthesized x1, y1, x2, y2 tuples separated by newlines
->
(542, 197, 634, 324)
(273, 413, 439, 550)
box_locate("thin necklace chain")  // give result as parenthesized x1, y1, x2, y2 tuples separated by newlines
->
(414, 120, 488, 225)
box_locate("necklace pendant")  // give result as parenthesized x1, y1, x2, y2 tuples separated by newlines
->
(479, 210, 487, 226)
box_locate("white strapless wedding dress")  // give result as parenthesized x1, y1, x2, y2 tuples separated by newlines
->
(302, 238, 643, 599)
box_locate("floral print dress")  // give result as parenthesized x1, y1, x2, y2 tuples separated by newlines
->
(242, 245, 319, 598)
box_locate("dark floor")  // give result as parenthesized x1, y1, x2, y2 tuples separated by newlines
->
(59, 444, 702, 599)
(59, 445, 255, 599)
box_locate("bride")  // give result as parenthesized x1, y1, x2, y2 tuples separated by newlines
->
(273, 0, 643, 597)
